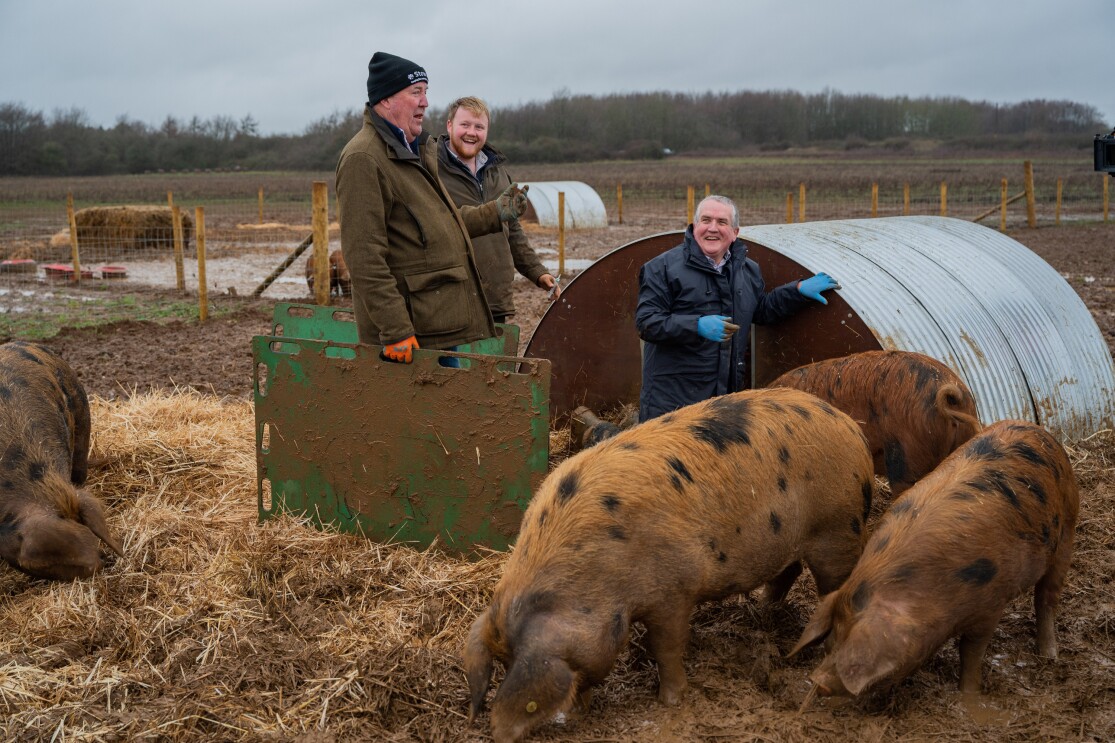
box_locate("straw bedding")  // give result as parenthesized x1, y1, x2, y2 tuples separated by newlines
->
(1, 390, 1112, 741)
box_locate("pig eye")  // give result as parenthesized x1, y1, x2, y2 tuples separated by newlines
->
(526, 701, 538, 713)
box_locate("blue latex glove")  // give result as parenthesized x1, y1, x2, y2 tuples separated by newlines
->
(798, 272, 841, 304)
(697, 315, 733, 342)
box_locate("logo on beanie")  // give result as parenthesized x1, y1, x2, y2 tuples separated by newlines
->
(408, 70, 428, 84)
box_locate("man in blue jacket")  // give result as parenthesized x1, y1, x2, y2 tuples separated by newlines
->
(635, 195, 838, 421)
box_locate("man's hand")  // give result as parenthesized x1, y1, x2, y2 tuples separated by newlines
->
(697, 315, 738, 342)
(381, 335, 419, 363)
(496, 183, 530, 222)
(539, 273, 561, 300)
(798, 272, 841, 304)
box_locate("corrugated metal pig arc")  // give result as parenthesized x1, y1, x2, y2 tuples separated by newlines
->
(525, 218, 1114, 441)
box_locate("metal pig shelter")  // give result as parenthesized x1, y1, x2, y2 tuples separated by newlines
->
(525, 216, 1115, 441)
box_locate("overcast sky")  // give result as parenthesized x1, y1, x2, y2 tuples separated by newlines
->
(1, 0, 1110, 136)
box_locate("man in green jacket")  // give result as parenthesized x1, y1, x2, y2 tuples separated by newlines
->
(336, 52, 528, 363)
(436, 96, 560, 324)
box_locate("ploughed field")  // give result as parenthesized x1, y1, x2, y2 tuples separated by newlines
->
(0, 169, 1113, 740)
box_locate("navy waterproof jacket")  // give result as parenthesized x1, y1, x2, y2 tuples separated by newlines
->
(635, 227, 812, 421)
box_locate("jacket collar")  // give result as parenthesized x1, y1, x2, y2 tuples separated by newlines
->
(367, 105, 428, 160)
(682, 225, 747, 271)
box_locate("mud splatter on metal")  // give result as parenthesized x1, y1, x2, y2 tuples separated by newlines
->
(254, 305, 548, 553)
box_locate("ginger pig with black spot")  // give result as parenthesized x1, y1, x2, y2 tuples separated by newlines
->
(768, 350, 982, 497)
(463, 387, 875, 743)
(789, 419, 1078, 697)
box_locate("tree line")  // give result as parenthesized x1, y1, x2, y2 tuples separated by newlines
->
(0, 89, 1106, 176)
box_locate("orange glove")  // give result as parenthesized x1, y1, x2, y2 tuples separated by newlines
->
(381, 335, 419, 363)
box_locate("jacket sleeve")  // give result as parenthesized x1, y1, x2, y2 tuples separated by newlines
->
(336, 150, 413, 344)
(458, 202, 503, 238)
(635, 261, 700, 344)
(507, 219, 549, 284)
(752, 274, 813, 325)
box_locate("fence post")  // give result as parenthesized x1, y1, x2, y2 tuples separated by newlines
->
(172, 205, 185, 291)
(871, 183, 878, 218)
(903, 183, 910, 216)
(939, 181, 947, 217)
(785, 193, 794, 224)
(195, 206, 208, 322)
(558, 191, 566, 278)
(616, 183, 623, 225)
(1023, 161, 1037, 228)
(704, 183, 710, 198)
(312, 181, 330, 306)
(1000, 178, 1008, 232)
(798, 182, 806, 222)
(686, 185, 695, 225)
(1055, 178, 1062, 226)
(258, 187, 265, 225)
(66, 193, 82, 285)
(166, 190, 174, 209)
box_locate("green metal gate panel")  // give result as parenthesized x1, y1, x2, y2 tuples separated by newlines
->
(254, 335, 549, 553)
(270, 302, 521, 356)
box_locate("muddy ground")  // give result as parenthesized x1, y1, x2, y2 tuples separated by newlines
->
(2, 218, 1114, 741)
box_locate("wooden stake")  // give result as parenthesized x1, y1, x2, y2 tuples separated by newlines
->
(939, 181, 948, 217)
(903, 183, 910, 216)
(195, 206, 208, 322)
(704, 183, 710, 198)
(798, 182, 806, 222)
(687, 185, 695, 225)
(1023, 161, 1037, 228)
(871, 183, 878, 218)
(1000, 178, 1008, 232)
(166, 190, 174, 208)
(312, 181, 330, 306)
(558, 191, 566, 278)
(258, 187, 264, 225)
(786, 193, 794, 224)
(172, 205, 185, 291)
(617, 183, 623, 225)
(66, 193, 81, 285)
(1055, 177, 1063, 226)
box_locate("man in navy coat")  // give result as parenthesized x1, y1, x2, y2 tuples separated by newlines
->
(635, 195, 838, 421)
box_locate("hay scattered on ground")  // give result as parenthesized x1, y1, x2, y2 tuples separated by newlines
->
(1, 391, 1112, 741)
(235, 221, 340, 232)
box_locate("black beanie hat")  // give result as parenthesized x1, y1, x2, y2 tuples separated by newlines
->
(367, 52, 428, 104)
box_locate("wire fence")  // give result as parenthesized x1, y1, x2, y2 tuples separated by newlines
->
(0, 169, 1109, 304)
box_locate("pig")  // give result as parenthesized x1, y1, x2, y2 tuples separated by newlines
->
(768, 350, 982, 496)
(570, 405, 638, 450)
(0, 341, 123, 579)
(789, 419, 1078, 698)
(305, 249, 351, 298)
(464, 387, 875, 743)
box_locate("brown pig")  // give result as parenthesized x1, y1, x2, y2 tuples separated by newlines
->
(0, 341, 123, 580)
(768, 350, 981, 495)
(305, 248, 351, 298)
(789, 419, 1078, 697)
(464, 387, 875, 743)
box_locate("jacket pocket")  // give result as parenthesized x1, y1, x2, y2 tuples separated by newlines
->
(404, 265, 471, 336)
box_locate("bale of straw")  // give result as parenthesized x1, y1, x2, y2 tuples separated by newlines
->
(73, 205, 194, 257)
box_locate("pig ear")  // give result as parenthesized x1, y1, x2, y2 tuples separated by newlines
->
(463, 609, 495, 721)
(789, 592, 837, 657)
(76, 490, 123, 557)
